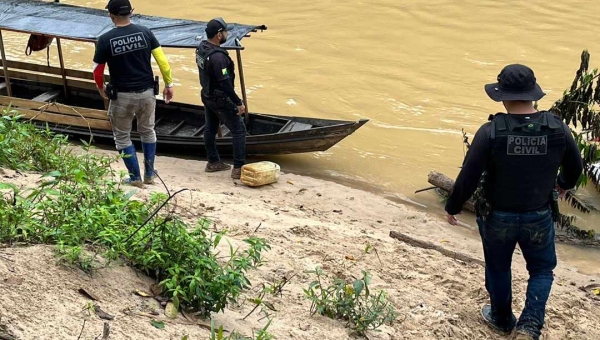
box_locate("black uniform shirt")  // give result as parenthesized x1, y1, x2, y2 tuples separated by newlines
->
(199, 41, 242, 106)
(93, 24, 159, 91)
(445, 113, 583, 215)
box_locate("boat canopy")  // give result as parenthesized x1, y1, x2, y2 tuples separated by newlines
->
(0, 0, 266, 48)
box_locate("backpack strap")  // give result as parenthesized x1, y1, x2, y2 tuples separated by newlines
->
(545, 112, 563, 130)
(490, 113, 507, 140)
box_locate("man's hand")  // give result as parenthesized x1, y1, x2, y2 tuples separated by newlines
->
(555, 183, 568, 199)
(237, 104, 246, 116)
(163, 87, 174, 104)
(97, 87, 108, 100)
(446, 214, 458, 226)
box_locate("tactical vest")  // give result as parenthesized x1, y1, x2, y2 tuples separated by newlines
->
(195, 42, 236, 99)
(486, 111, 566, 212)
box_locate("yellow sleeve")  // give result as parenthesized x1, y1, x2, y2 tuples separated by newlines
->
(151, 47, 173, 86)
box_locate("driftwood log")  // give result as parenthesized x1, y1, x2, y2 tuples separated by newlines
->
(427, 171, 476, 212)
(389, 231, 485, 267)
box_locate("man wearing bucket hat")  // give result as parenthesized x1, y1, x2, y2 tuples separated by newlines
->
(196, 17, 247, 180)
(444, 64, 583, 339)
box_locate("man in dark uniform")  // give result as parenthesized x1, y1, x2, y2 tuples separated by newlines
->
(196, 18, 247, 180)
(445, 64, 583, 340)
(93, 0, 174, 187)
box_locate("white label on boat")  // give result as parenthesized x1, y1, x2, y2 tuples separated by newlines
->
(286, 99, 297, 106)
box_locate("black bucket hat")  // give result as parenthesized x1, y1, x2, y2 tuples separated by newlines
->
(484, 64, 546, 102)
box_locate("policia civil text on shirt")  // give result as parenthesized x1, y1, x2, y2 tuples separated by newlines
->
(196, 18, 247, 180)
(92, 0, 174, 188)
(444, 64, 583, 340)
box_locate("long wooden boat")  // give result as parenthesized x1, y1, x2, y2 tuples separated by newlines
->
(0, 0, 368, 156)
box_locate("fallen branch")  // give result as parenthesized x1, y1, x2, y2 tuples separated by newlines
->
(426, 171, 475, 212)
(123, 188, 190, 247)
(33, 102, 94, 145)
(94, 304, 115, 320)
(101, 322, 110, 340)
(414, 186, 437, 194)
(76, 319, 86, 340)
(389, 230, 484, 267)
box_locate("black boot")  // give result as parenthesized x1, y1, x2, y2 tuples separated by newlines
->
(480, 304, 516, 335)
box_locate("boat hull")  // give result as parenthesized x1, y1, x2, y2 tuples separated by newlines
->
(0, 71, 368, 156)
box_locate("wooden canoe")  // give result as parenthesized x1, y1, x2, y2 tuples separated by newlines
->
(0, 60, 368, 156)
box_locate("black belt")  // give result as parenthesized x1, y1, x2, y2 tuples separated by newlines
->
(119, 87, 153, 93)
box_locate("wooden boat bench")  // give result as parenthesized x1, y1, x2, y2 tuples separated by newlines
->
(0, 59, 112, 131)
(279, 121, 313, 132)
(31, 89, 61, 102)
(0, 93, 111, 131)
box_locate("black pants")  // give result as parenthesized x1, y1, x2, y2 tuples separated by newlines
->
(202, 97, 246, 168)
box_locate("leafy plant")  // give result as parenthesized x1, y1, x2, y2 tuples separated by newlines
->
(550, 50, 600, 193)
(547, 50, 600, 238)
(0, 110, 73, 172)
(0, 114, 270, 317)
(304, 267, 398, 337)
(210, 319, 274, 340)
(242, 286, 278, 321)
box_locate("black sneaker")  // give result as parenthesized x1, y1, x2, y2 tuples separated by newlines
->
(205, 162, 232, 173)
(480, 304, 516, 335)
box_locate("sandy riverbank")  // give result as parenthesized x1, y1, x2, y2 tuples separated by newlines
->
(0, 153, 599, 340)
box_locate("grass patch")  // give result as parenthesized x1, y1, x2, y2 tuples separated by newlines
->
(209, 319, 273, 340)
(304, 267, 398, 337)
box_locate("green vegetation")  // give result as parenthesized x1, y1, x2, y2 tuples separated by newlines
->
(548, 50, 600, 239)
(304, 267, 398, 337)
(0, 111, 270, 317)
(209, 319, 274, 340)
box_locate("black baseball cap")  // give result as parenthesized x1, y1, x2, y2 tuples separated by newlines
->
(205, 17, 233, 36)
(105, 0, 133, 16)
(484, 64, 546, 102)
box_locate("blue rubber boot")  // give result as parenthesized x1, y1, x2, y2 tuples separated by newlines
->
(142, 142, 157, 184)
(119, 144, 143, 188)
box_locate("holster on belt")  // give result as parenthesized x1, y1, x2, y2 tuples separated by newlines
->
(153, 76, 159, 96)
(550, 189, 560, 222)
(106, 83, 118, 100)
(474, 172, 492, 221)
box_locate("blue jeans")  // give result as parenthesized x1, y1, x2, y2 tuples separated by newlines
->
(477, 208, 556, 339)
(202, 97, 246, 168)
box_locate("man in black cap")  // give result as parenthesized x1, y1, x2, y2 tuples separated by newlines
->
(445, 64, 583, 339)
(195, 17, 247, 180)
(93, 0, 174, 187)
